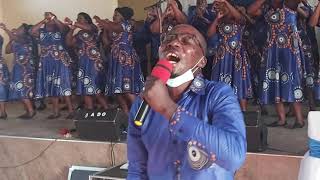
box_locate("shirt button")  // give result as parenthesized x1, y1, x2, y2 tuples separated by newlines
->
(179, 129, 183, 133)
(173, 140, 177, 144)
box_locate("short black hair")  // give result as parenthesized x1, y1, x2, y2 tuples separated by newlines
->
(78, 12, 93, 24)
(21, 23, 33, 35)
(115, 7, 134, 21)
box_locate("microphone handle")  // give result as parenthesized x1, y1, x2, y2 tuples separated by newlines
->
(134, 101, 150, 127)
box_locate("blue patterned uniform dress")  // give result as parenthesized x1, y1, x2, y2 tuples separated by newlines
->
(9, 38, 35, 100)
(243, 15, 268, 100)
(297, 5, 315, 89)
(313, 9, 320, 99)
(259, 6, 306, 104)
(0, 35, 9, 102)
(211, 22, 252, 100)
(105, 21, 144, 95)
(35, 28, 72, 98)
(76, 26, 105, 95)
(188, 4, 217, 80)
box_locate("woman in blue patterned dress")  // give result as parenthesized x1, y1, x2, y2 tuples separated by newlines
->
(243, 15, 266, 101)
(31, 12, 74, 119)
(309, 1, 320, 102)
(65, 13, 109, 110)
(208, 0, 252, 111)
(94, 7, 144, 114)
(248, 0, 305, 128)
(1, 23, 36, 119)
(244, 5, 270, 115)
(294, 0, 317, 111)
(189, 1, 217, 80)
(0, 28, 9, 119)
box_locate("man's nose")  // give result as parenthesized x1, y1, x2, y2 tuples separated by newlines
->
(167, 38, 181, 49)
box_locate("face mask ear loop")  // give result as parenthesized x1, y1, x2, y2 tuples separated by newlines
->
(191, 56, 204, 74)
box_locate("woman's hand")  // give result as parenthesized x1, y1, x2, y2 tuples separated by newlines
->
(64, 17, 73, 25)
(0, 23, 6, 30)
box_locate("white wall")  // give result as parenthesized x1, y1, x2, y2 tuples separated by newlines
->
(119, 0, 157, 21)
(0, 0, 118, 68)
(0, 0, 3, 22)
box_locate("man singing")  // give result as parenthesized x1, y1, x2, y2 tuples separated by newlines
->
(127, 24, 246, 180)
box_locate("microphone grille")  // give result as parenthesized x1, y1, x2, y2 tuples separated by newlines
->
(151, 59, 173, 84)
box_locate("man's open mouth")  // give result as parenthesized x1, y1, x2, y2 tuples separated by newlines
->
(166, 52, 180, 64)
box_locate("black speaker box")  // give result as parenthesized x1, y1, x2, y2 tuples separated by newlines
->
(243, 111, 268, 152)
(74, 108, 128, 141)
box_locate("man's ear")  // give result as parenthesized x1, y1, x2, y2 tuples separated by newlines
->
(199, 57, 207, 69)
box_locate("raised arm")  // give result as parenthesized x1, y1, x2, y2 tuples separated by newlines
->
(101, 29, 112, 50)
(150, 19, 160, 34)
(207, 12, 224, 38)
(5, 40, 13, 54)
(51, 16, 69, 34)
(149, 8, 161, 34)
(247, 0, 266, 17)
(94, 15, 123, 33)
(64, 17, 95, 32)
(65, 26, 77, 48)
(0, 23, 18, 42)
(309, 2, 320, 27)
(30, 19, 47, 38)
(169, 0, 188, 24)
(0, 23, 15, 54)
(297, 6, 309, 19)
(217, 0, 243, 22)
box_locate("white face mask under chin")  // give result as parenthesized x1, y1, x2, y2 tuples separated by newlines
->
(166, 56, 204, 88)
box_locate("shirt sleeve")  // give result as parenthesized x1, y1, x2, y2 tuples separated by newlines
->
(127, 98, 149, 180)
(169, 84, 247, 172)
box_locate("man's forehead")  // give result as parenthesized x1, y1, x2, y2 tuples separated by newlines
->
(170, 25, 207, 52)
(171, 25, 197, 34)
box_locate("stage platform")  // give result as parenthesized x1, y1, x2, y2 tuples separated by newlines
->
(0, 102, 317, 180)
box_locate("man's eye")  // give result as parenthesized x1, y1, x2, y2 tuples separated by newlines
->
(181, 36, 193, 44)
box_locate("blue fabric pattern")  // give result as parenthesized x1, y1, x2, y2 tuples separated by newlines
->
(127, 75, 246, 180)
(258, 6, 306, 104)
(188, 3, 217, 80)
(243, 15, 267, 100)
(35, 27, 72, 98)
(0, 35, 9, 102)
(9, 37, 35, 100)
(298, 5, 315, 89)
(75, 26, 105, 95)
(211, 22, 253, 100)
(188, 4, 215, 38)
(105, 21, 144, 95)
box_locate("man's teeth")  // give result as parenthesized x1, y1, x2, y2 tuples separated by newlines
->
(167, 53, 179, 59)
(169, 61, 176, 64)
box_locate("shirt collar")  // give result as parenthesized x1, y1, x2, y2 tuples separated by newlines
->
(188, 75, 206, 95)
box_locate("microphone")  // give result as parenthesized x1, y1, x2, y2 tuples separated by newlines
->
(134, 60, 173, 127)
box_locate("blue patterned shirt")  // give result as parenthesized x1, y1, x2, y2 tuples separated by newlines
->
(127, 76, 246, 180)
